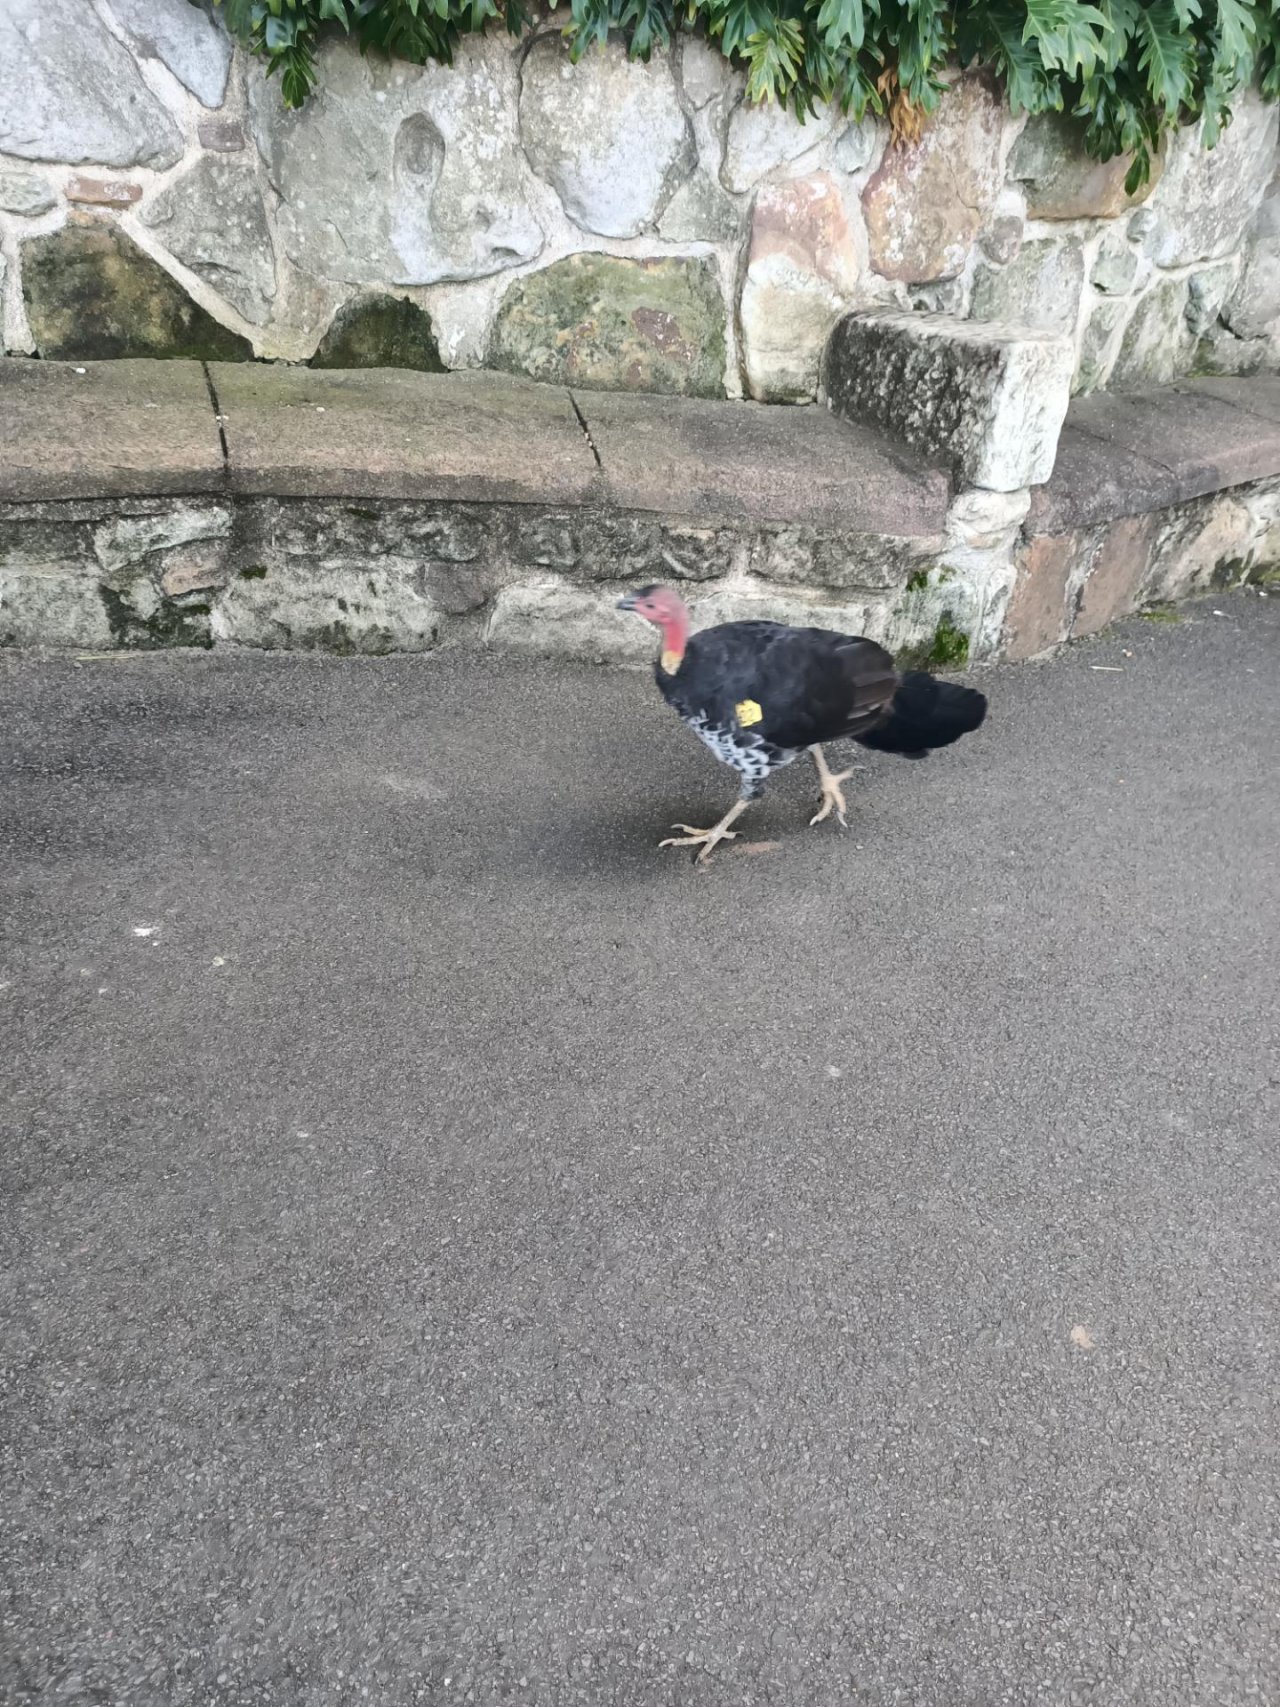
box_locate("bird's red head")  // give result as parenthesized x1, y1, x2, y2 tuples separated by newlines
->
(617, 584, 690, 674)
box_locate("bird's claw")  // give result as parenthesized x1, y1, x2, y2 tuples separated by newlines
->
(659, 823, 740, 866)
(809, 767, 856, 830)
(809, 798, 847, 829)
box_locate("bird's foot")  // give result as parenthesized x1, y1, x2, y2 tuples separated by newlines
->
(809, 767, 858, 829)
(659, 822, 740, 866)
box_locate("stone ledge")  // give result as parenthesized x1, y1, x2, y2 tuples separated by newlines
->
(1009, 375, 1280, 660)
(0, 359, 225, 501)
(215, 365, 951, 532)
(1028, 377, 1280, 534)
(1183, 375, 1280, 426)
(210, 365, 601, 507)
(1025, 424, 1182, 535)
(2, 357, 953, 537)
(4, 359, 1278, 667)
(574, 389, 949, 532)
(0, 354, 958, 663)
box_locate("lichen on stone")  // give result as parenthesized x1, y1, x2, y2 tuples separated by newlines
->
(488, 253, 726, 397)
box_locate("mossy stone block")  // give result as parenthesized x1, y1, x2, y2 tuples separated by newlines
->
(489, 253, 726, 398)
(22, 224, 252, 362)
(310, 293, 444, 372)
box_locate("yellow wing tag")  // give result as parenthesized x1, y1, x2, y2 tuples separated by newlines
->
(735, 698, 764, 727)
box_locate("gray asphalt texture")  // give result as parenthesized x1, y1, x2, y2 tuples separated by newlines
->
(3, 597, 1278, 1707)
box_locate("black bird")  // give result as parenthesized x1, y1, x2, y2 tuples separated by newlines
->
(617, 584, 987, 864)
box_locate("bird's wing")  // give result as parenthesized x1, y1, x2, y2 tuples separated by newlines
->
(747, 628, 898, 749)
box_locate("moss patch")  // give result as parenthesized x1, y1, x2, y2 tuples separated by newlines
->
(1140, 605, 1182, 623)
(100, 586, 213, 649)
(896, 614, 971, 670)
(1211, 556, 1248, 589)
(903, 566, 954, 595)
(311, 294, 444, 373)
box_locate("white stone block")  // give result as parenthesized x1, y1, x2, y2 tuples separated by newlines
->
(824, 309, 1074, 492)
(519, 36, 694, 240)
(0, 0, 182, 169)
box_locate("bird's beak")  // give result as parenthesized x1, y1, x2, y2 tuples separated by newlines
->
(616, 593, 637, 612)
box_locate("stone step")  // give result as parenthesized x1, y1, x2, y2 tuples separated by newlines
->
(824, 309, 1075, 493)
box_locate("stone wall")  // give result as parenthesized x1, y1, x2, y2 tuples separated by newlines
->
(3, 0, 1279, 400)
(1006, 478, 1280, 659)
(4, 456, 1276, 663)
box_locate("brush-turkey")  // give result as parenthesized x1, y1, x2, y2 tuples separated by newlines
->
(617, 584, 987, 865)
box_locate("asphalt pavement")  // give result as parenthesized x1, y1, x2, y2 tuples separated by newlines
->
(3, 596, 1278, 1706)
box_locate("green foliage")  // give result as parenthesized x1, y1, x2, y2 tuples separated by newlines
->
(210, 0, 1278, 182)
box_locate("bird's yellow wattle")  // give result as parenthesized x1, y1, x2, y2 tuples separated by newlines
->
(660, 649, 682, 675)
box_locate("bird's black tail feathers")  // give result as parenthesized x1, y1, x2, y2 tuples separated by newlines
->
(856, 670, 987, 759)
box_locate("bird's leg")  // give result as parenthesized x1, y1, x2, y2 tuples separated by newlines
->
(659, 795, 752, 866)
(808, 744, 860, 829)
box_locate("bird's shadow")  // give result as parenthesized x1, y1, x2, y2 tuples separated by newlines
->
(374, 727, 894, 891)
(509, 770, 834, 889)
(513, 795, 716, 887)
